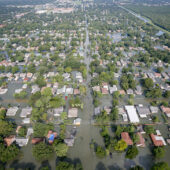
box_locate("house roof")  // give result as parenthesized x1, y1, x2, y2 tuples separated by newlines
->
(136, 132, 145, 147)
(4, 135, 16, 146)
(64, 138, 74, 146)
(68, 108, 78, 118)
(20, 107, 32, 118)
(101, 88, 108, 94)
(136, 106, 150, 117)
(150, 134, 166, 146)
(6, 107, 18, 116)
(121, 132, 133, 145)
(15, 138, 29, 147)
(32, 138, 43, 144)
(125, 105, 140, 123)
(150, 106, 159, 113)
(161, 106, 170, 117)
(74, 89, 80, 95)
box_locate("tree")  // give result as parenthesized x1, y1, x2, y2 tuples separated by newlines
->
(61, 112, 67, 121)
(112, 99, 119, 107)
(53, 142, 68, 157)
(130, 133, 139, 144)
(143, 78, 154, 89)
(32, 142, 53, 161)
(152, 116, 159, 123)
(0, 120, 13, 136)
(41, 87, 52, 97)
(152, 146, 165, 159)
(130, 165, 144, 170)
(0, 108, 6, 120)
(56, 161, 74, 170)
(156, 67, 164, 73)
(164, 90, 170, 98)
(146, 87, 162, 98)
(79, 85, 86, 95)
(65, 67, 72, 73)
(35, 76, 46, 88)
(33, 123, 54, 138)
(14, 90, 27, 99)
(110, 107, 118, 121)
(114, 140, 127, 152)
(49, 96, 65, 108)
(95, 145, 106, 158)
(125, 146, 139, 159)
(0, 144, 20, 163)
(11, 66, 19, 74)
(18, 126, 27, 137)
(144, 125, 155, 134)
(151, 162, 170, 170)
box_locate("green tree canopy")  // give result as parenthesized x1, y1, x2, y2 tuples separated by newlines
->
(53, 142, 68, 157)
(151, 162, 170, 170)
(114, 140, 127, 152)
(125, 146, 139, 159)
(32, 142, 53, 161)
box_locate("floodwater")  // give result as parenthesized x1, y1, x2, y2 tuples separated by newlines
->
(4, 15, 170, 170)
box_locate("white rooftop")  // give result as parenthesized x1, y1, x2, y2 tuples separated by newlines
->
(125, 105, 140, 123)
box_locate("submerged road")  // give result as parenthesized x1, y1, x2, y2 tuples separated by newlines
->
(68, 15, 98, 170)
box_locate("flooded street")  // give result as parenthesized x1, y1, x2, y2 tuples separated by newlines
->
(3, 5, 170, 170)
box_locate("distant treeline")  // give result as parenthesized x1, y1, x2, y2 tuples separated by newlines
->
(133, 0, 170, 4)
(125, 5, 170, 31)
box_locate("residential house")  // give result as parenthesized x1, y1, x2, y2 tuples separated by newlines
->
(150, 106, 159, 114)
(0, 88, 8, 94)
(53, 107, 64, 117)
(15, 138, 29, 147)
(109, 85, 118, 94)
(121, 132, 133, 145)
(22, 118, 30, 124)
(119, 107, 128, 122)
(32, 138, 43, 144)
(125, 105, 140, 123)
(150, 133, 166, 146)
(161, 106, 170, 118)
(6, 107, 18, 116)
(15, 89, 23, 94)
(127, 89, 134, 95)
(66, 87, 73, 95)
(137, 125, 146, 134)
(104, 106, 111, 115)
(136, 105, 151, 118)
(57, 86, 66, 94)
(26, 127, 33, 138)
(135, 85, 142, 95)
(73, 118, 81, 125)
(92, 86, 100, 92)
(31, 85, 40, 94)
(136, 132, 145, 147)
(20, 107, 32, 118)
(4, 135, 16, 146)
(74, 89, 80, 95)
(94, 107, 100, 116)
(68, 108, 78, 118)
(64, 138, 75, 147)
(76, 72, 83, 83)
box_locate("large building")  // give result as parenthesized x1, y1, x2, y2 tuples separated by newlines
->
(125, 105, 140, 123)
